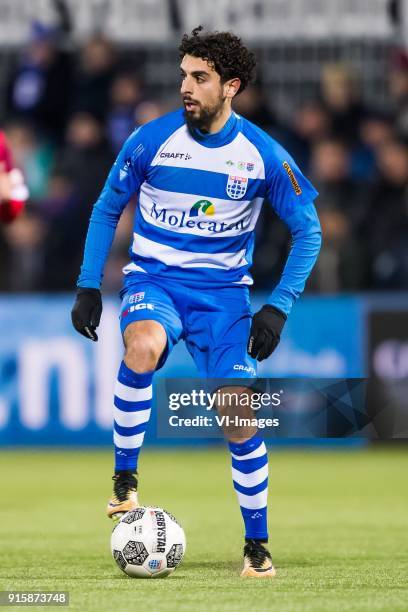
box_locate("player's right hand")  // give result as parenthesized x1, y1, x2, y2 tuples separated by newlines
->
(71, 288, 102, 341)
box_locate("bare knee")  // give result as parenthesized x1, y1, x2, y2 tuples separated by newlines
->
(216, 386, 258, 443)
(226, 418, 257, 444)
(123, 320, 167, 373)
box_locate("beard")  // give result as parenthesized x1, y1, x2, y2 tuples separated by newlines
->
(183, 94, 225, 132)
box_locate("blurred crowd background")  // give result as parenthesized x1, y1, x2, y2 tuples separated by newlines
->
(0, 0, 407, 295)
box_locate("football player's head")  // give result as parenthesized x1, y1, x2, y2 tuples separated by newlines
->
(179, 26, 256, 131)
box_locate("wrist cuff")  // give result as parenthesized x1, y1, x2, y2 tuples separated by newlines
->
(264, 304, 287, 320)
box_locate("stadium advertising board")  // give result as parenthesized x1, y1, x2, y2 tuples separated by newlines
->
(0, 295, 363, 445)
(366, 310, 408, 438)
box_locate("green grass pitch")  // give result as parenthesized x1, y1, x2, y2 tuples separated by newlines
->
(0, 448, 407, 611)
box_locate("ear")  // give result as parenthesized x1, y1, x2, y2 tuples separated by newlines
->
(224, 78, 241, 99)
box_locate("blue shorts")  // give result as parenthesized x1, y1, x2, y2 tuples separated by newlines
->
(119, 272, 257, 378)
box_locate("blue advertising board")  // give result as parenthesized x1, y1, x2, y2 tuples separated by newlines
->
(0, 294, 364, 446)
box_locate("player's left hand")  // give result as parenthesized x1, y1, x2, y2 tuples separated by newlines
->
(247, 305, 287, 361)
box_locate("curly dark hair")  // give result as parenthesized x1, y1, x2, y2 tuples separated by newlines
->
(179, 26, 256, 94)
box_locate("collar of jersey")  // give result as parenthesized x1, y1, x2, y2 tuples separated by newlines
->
(189, 111, 239, 148)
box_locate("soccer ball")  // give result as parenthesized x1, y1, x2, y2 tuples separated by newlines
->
(111, 506, 186, 578)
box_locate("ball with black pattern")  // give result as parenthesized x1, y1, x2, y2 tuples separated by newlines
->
(110, 506, 186, 578)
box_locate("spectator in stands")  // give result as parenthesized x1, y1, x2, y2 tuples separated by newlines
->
(0, 129, 29, 224)
(41, 170, 76, 219)
(106, 72, 143, 151)
(353, 111, 395, 180)
(4, 120, 54, 202)
(0, 127, 31, 290)
(42, 111, 115, 290)
(1, 33, 408, 296)
(6, 21, 73, 143)
(320, 63, 370, 146)
(57, 111, 114, 206)
(283, 100, 331, 172)
(232, 82, 280, 136)
(310, 138, 368, 232)
(365, 139, 408, 288)
(71, 35, 118, 121)
(359, 112, 395, 152)
(389, 50, 408, 139)
(135, 100, 165, 126)
(309, 207, 368, 292)
(0, 207, 46, 291)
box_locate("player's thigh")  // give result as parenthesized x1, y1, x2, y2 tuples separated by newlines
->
(185, 312, 256, 376)
(207, 311, 257, 378)
(208, 315, 258, 440)
(120, 283, 183, 370)
(185, 288, 255, 378)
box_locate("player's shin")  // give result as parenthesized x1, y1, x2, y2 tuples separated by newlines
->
(107, 361, 154, 519)
(113, 361, 153, 472)
(228, 434, 268, 541)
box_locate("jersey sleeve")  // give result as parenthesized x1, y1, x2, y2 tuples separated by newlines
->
(77, 127, 149, 288)
(266, 141, 318, 216)
(264, 143, 321, 315)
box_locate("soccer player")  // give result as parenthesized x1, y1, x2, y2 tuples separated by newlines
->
(71, 27, 321, 578)
(0, 130, 28, 223)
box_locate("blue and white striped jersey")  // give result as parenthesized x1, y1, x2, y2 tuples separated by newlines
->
(78, 109, 321, 315)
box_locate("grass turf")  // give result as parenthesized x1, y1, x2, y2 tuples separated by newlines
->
(0, 448, 407, 611)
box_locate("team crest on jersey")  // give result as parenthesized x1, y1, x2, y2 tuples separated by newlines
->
(226, 175, 248, 200)
(129, 292, 145, 304)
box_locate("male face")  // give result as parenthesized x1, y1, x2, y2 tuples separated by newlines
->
(180, 54, 231, 130)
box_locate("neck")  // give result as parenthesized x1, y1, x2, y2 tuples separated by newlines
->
(204, 103, 233, 134)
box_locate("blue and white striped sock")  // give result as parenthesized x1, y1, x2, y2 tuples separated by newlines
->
(229, 434, 268, 541)
(113, 361, 153, 472)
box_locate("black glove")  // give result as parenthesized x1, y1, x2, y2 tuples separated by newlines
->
(247, 304, 287, 361)
(71, 288, 102, 341)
